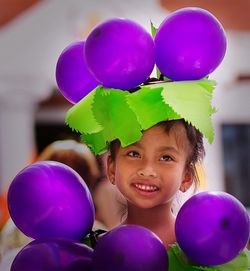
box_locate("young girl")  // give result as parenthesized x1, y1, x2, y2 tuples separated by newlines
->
(61, 10, 250, 269)
(107, 119, 204, 249)
(65, 73, 215, 244)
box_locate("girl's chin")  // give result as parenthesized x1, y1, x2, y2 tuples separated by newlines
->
(127, 199, 159, 210)
(127, 197, 173, 210)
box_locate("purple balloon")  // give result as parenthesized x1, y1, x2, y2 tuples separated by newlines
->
(85, 18, 155, 90)
(11, 238, 93, 271)
(56, 41, 99, 104)
(175, 191, 250, 266)
(8, 161, 95, 241)
(92, 225, 168, 271)
(155, 7, 227, 81)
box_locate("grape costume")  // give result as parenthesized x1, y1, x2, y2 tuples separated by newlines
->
(60, 7, 250, 271)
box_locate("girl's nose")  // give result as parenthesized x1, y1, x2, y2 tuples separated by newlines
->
(137, 163, 157, 178)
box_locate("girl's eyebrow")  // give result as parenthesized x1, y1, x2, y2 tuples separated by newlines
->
(130, 142, 142, 148)
(156, 146, 179, 154)
(127, 142, 179, 154)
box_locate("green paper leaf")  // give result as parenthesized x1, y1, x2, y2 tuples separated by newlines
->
(168, 244, 207, 271)
(197, 78, 216, 94)
(150, 21, 162, 79)
(81, 132, 107, 155)
(168, 246, 187, 271)
(65, 86, 103, 134)
(168, 244, 189, 270)
(85, 88, 142, 154)
(174, 245, 250, 271)
(212, 249, 250, 271)
(190, 249, 250, 271)
(127, 84, 180, 131)
(66, 79, 217, 155)
(96, 88, 142, 147)
(82, 234, 92, 248)
(150, 21, 157, 38)
(169, 244, 250, 271)
(161, 80, 216, 143)
(191, 265, 216, 271)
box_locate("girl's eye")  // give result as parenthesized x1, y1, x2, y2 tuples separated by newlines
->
(160, 155, 173, 161)
(127, 151, 140, 158)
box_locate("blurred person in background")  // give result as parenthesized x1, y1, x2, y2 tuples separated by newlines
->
(0, 139, 122, 267)
(93, 152, 125, 229)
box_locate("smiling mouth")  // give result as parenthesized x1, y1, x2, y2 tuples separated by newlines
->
(133, 183, 159, 192)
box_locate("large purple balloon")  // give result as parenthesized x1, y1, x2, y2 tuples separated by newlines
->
(85, 18, 155, 90)
(56, 41, 99, 104)
(175, 191, 250, 266)
(11, 238, 93, 271)
(8, 161, 95, 241)
(155, 7, 227, 81)
(92, 225, 168, 271)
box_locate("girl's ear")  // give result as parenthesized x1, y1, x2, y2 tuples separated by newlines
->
(180, 171, 193, 192)
(107, 155, 116, 185)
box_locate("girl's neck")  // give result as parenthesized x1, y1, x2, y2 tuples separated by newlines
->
(123, 203, 176, 249)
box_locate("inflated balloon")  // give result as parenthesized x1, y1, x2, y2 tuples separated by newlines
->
(11, 238, 93, 271)
(85, 18, 155, 90)
(56, 41, 99, 104)
(175, 191, 250, 266)
(92, 225, 168, 271)
(155, 7, 227, 81)
(8, 161, 95, 240)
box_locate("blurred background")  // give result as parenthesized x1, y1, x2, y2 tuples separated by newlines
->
(0, 0, 250, 223)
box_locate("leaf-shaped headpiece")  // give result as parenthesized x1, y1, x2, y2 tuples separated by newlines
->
(66, 78, 216, 155)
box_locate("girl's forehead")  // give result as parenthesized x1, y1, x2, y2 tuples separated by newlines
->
(141, 125, 174, 142)
(111, 121, 191, 157)
(135, 122, 191, 158)
(141, 122, 187, 142)
(125, 121, 190, 151)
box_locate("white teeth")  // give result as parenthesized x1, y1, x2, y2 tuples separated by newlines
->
(135, 183, 158, 192)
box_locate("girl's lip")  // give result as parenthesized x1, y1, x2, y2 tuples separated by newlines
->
(131, 180, 160, 189)
(131, 181, 160, 196)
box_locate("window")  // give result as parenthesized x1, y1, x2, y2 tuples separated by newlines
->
(222, 124, 250, 207)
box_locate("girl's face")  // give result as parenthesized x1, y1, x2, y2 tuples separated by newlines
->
(107, 122, 193, 209)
